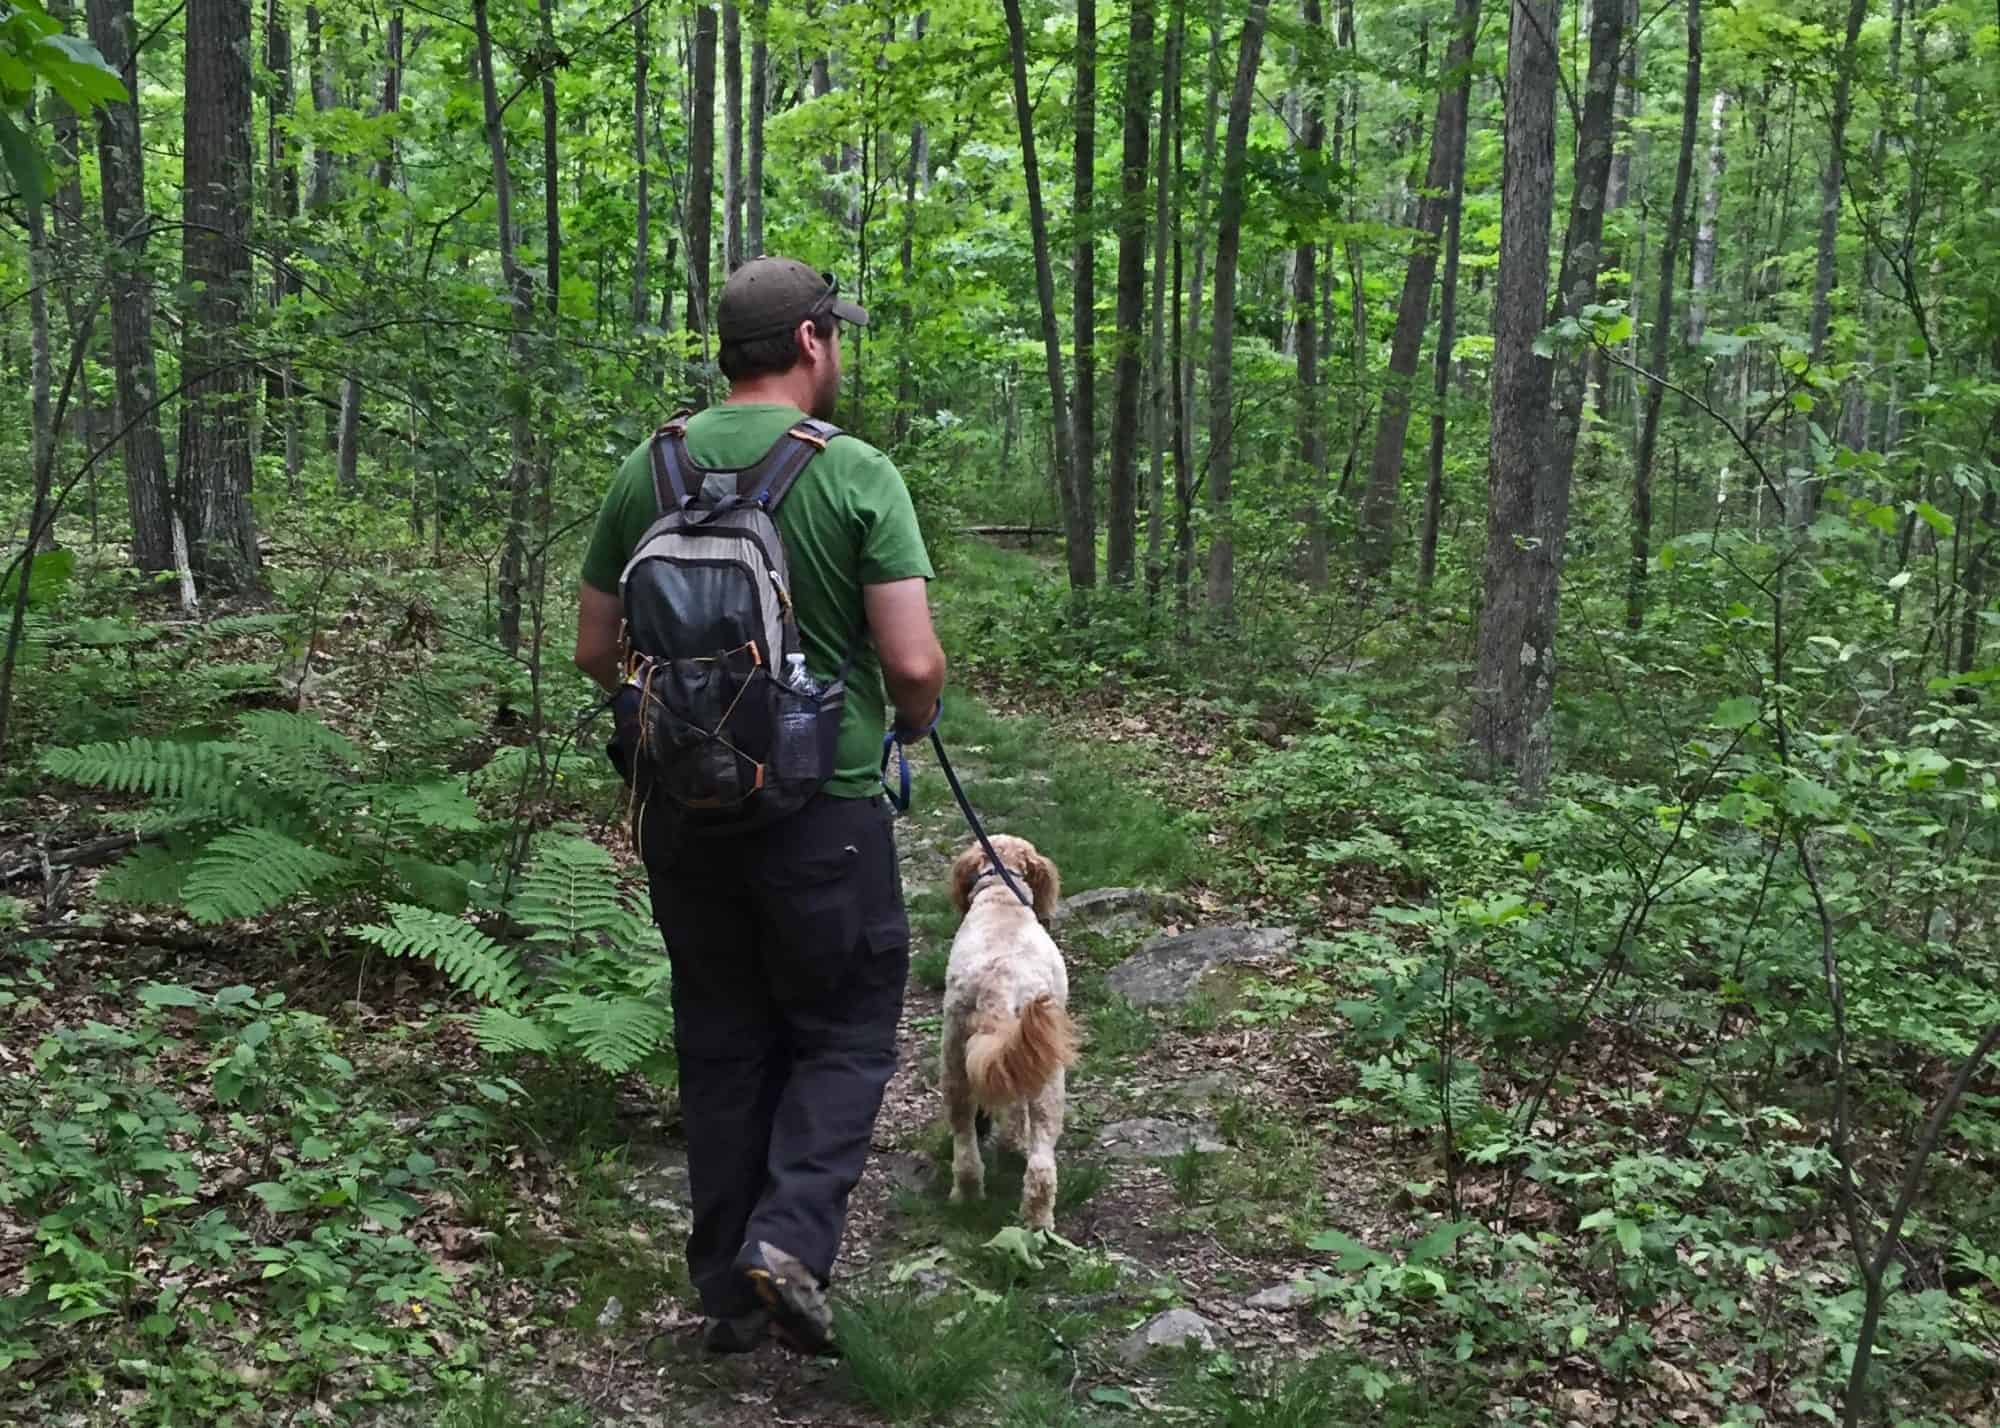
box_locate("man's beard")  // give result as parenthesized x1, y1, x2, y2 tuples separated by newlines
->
(810, 361, 840, 421)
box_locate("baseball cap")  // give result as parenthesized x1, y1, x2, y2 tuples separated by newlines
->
(716, 257, 869, 343)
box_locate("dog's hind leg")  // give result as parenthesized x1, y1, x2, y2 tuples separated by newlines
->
(941, 1028, 984, 1205)
(1019, 1069, 1065, 1232)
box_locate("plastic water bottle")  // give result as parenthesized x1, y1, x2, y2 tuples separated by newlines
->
(776, 653, 820, 777)
(784, 652, 820, 697)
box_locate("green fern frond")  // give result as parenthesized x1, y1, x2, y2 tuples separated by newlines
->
(353, 904, 523, 1007)
(183, 829, 351, 924)
(381, 781, 488, 833)
(95, 839, 201, 908)
(472, 1007, 558, 1056)
(201, 613, 299, 640)
(514, 836, 630, 948)
(232, 710, 364, 769)
(541, 993, 671, 1075)
(384, 852, 474, 913)
(42, 738, 263, 822)
(469, 745, 534, 796)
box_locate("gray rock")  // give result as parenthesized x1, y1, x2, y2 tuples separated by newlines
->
(1094, 1117, 1225, 1160)
(1245, 1281, 1309, 1311)
(1106, 926, 1297, 1007)
(595, 1295, 624, 1330)
(1117, 1308, 1220, 1364)
(1052, 887, 1191, 932)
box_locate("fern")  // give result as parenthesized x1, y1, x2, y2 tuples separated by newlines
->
(375, 781, 488, 833)
(542, 993, 671, 1075)
(95, 839, 200, 907)
(513, 836, 632, 948)
(182, 829, 352, 924)
(43, 738, 263, 822)
(231, 710, 364, 769)
(472, 1007, 557, 1056)
(354, 904, 524, 1007)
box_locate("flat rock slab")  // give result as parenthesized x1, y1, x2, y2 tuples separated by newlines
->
(1117, 1308, 1221, 1365)
(1245, 1280, 1311, 1311)
(1051, 886, 1191, 932)
(1094, 1117, 1225, 1160)
(1107, 926, 1297, 1007)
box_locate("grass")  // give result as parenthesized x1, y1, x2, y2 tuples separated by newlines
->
(836, 1291, 1018, 1422)
(1174, 1352, 1486, 1427)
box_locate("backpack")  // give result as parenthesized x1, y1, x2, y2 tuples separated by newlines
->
(616, 411, 855, 834)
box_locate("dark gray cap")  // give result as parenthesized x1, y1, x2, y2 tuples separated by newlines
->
(716, 257, 869, 343)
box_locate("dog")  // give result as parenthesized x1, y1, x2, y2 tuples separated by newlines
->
(939, 834, 1079, 1231)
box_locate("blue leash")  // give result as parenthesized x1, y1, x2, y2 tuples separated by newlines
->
(881, 700, 1034, 910)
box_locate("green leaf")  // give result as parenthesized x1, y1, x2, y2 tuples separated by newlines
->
(137, 982, 203, 1007)
(250, 1182, 307, 1213)
(1090, 1387, 1136, 1408)
(0, 108, 50, 209)
(1615, 1218, 1642, 1257)
(1305, 1227, 1388, 1270)
(1406, 1220, 1478, 1265)
(1712, 696, 1760, 730)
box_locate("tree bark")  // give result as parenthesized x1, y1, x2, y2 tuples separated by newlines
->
(1292, 0, 1328, 589)
(687, 6, 719, 361)
(473, 0, 534, 656)
(1418, 3, 1478, 594)
(1105, 0, 1156, 587)
(895, 13, 928, 443)
(633, 3, 650, 325)
(536, 0, 559, 322)
(1179, 0, 1223, 616)
(1629, 0, 1701, 631)
(336, 10, 402, 495)
(28, 114, 54, 554)
(181, 0, 261, 594)
(1144, 0, 1183, 597)
(1472, 0, 1561, 793)
(1071, 0, 1100, 589)
(265, 0, 302, 482)
(1795, 0, 1869, 528)
(1001, 0, 1085, 592)
(1356, 0, 1480, 580)
(84, 0, 174, 572)
(304, 4, 335, 212)
(747, 0, 767, 258)
(1686, 88, 1727, 348)
(1204, 0, 1270, 624)
(723, 0, 744, 273)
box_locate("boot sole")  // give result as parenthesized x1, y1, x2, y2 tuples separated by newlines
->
(745, 1243, 838, 1358)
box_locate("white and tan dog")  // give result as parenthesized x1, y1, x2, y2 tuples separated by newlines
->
(939, 835, 1079, 1231)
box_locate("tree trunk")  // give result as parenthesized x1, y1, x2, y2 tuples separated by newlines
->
(895, 14, 928, 444)
(1145, 0, 1183, 597)
(1071, 0, 1099, 589)
(1795, 0, 1869, 528)
(1472, 0, 1561, 793)
(1204, 0, 1270, 625)
(1293, 0, 1328, 589)
(85, 0, 173, 572)
(687, 6, 719, 363)
(28, 121, 54, 555)
(473, 0, 534, 655)
(1179, 0, 1223, 617)
(1630, 0, 1701, 631)
(265, 0, 302, 482)
(304, 4, 335, 212)
(723, 0, 744, 273)
(1105, 0, 1156, 587)
(182, 0, 261, 595)
(634, 4, 650, 325)
(536, 0, 559, 321)
(1418, 5, 1478, 594)
(1356, 0, 1480, 580)
(1687, 88, 1727, 347)
(747, 0, 767, 258)
(1002, 0, 1084, 591)
(336, 10, 403, 496)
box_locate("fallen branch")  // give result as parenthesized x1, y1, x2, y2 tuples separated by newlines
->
(0, 833, 140, 884)
(962, 524, 1059, 538)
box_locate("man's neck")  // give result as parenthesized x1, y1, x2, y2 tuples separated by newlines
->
(723, 374, 810, 410)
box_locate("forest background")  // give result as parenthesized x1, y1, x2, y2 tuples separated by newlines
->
(2, 0, 1999, 1423)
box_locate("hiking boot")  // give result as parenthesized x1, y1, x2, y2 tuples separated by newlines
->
(743, 1241, 837, 1357)
(702, 1307, 770, 1355)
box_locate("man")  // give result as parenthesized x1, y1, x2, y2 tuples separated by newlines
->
(573, 256, 946, 1356)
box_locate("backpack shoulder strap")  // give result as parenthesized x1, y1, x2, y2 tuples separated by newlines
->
(649, 412, 698, 514)
(739, 418, 844, 512)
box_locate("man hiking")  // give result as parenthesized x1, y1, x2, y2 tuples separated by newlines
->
(572, 256, 946, 1356)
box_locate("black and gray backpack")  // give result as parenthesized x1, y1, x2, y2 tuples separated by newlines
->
(617, 411, 854, 833)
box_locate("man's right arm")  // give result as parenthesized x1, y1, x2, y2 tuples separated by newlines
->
(862, 577, 946, 730)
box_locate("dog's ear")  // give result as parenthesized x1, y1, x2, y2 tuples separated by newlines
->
(949, 844, 986, 916)
(1023, 846, 1060, 923)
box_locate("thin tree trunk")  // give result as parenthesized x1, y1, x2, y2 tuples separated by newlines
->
(687, 6, 719, 369)
(634, 3, 650, 325)
(1357, 0, 1480, 580)
(747, 0, 767, 258)
(182, 0, 261, 594)
(723, 0, 744, 273)
(1795, 0, 1869, 527)
(1687, 88, 1726, 347)
(1630, 0, 1701, 631)
(536, 0, 559, 321)
(336, 11, 402, 496)
(1179, 0, 1223, 616)
(473, 0, 534, 655)
(304, 4, 335, 212)
(1293, 0, 1328, 589)
(85, 0, 173, 571)
(1472, 0, 1561, 792)
(1002, 0, 1084, 591)
(1204, 0, 1270, 625)
(1071, 0, 1099, 589)
(28, 123, 54, 558)
(1418, 8, 1477, 594)
(1105, 0, 1156, 587)
(265, 0, 302, 482)
(895, 14, 928, 443)
(1145, 0, 1182, 597)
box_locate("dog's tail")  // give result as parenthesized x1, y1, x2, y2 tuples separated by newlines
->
(965, 995, 1079, 1108)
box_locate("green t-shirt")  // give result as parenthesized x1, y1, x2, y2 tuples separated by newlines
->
(580, 403, 934, 799)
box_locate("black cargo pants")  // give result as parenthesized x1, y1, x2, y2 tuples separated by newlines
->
(642, 793, 910, 1319)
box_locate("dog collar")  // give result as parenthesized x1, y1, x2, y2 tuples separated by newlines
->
(969, 864, 1023, 895)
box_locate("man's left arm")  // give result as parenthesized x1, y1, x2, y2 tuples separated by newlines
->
(575, 581, 623, 694)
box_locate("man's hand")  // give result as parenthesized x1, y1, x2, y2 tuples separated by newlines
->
(862, 577, 946, 729)
(575, 581, 623, 694)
